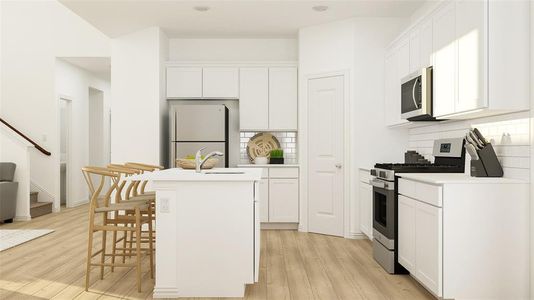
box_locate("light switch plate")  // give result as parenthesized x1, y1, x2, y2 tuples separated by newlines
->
(160, 198, 170, 213)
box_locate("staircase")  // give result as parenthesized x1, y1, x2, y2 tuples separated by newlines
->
(30, 191, 53, 218)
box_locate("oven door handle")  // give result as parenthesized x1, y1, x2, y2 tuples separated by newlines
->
(370, 178, 386, 189)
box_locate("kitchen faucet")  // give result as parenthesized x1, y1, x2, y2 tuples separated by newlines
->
(195, 147, 224, 173)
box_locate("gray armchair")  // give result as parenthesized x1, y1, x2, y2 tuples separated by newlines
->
(0, 162, 18, 223)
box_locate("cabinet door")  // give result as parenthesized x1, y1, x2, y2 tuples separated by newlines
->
(202, 67, 239, 98)
(239, 68, 269, 130)
(432, 1, 456, 117)
(254, 182, 260, 282)
(398, 195, 416, 273)
(415, 201, 442, 296)
(398, 38, 410, 80)
(166, 67, 202, 98)
(268, 67, 298, 130)
(409, 29, 421, 74)
(359, 183, 373, 239)
(456, 0, 487, 112)
(384, 52, 400, 126)
(420, 18, 433, 68)
(268, 178, 299, 222)
(259, 179, 269, 222)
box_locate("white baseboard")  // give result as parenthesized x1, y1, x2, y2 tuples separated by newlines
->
(68, 198, 88, 208)
(14, 215, 31, 221)
(346, 232, 369, 240)
(261, 223, 299, 230)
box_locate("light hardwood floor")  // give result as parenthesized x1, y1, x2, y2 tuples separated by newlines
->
(0, 204, 433, 300)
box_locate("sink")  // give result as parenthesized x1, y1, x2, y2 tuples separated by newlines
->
(204, 171, 245, 175)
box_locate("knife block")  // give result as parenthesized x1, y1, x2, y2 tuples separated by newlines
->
(470, 143, 504, 177)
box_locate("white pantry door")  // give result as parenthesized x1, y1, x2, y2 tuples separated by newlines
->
(307, 75, 344, 237)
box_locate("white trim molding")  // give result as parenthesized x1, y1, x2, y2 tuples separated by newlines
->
(166, 60, 298, 68)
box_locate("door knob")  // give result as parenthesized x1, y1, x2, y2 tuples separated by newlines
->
(335, 164, 342, 169)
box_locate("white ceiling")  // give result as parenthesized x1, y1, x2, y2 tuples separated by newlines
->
(60, 57, 111, 81)
(60, 0, 426, 38)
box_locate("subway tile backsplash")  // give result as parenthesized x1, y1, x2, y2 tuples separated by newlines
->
(240, 131, 298, 164)
(408, 111, 530, 181)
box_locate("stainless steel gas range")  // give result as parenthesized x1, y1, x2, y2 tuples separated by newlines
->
(370, 138, 465, 274)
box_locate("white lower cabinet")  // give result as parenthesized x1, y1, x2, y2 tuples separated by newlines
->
(241, 166, 299, 224)
(397, 177, 529, 299)
(414, 201, 442, 296)
(358, 181, 373, 239)
(398, 193, 442, 297)
(398, 195, 416, 273)
(268, 178, 299, 222)
(259, 178, 269, 222)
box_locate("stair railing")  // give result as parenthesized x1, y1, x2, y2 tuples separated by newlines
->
(0, 117, 51, 156)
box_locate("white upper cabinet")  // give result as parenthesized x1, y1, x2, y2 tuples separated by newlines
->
(268, 67, 298, 130)
(432, 1, 456, 118)
(409, 29, 421, 74)
(384, 42, 409, 127)
(202, 67, 239, 98)
(167, 67, 202, 98)
(239, 68, 269, 130)
(384, 0, 529, 123)
(456, 0, 487, 113)
(419, 18, 433, 69)
(397, 38, 410, 80)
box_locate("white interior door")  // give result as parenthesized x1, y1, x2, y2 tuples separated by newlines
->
(307, 75, 344, 237)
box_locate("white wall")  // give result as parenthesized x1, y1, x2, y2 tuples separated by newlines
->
(55, 59, 111, 208)
(111, 27, 168, 165)
(168, 38, 297, 61)
(1, 1, 110, 203)
(298, 17, 409, 237)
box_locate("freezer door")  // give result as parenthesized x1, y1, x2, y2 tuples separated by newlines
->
(174, 142, 226, 168)
(175, 104, 226, 141)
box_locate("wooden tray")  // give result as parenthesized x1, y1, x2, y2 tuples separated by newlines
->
(246, 133, 281, 162)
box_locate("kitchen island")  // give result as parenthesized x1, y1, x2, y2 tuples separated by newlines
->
(133, 168, 263, 298)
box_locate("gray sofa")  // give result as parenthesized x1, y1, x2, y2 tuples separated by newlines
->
(0, 162, 18, 223)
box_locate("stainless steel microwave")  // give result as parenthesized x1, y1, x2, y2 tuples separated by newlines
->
(401, 67, 433, 121)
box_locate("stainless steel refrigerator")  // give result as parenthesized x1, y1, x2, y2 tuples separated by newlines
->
(171, 104, 229, 168)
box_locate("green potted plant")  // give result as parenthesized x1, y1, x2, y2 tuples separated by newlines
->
(269, 149, 284, 164)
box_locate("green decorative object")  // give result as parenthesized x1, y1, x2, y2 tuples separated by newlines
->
(269, 149, 284, 164)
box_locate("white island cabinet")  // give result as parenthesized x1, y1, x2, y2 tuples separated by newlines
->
(397, 173, 529, 299)
(135, 168, 263, 298)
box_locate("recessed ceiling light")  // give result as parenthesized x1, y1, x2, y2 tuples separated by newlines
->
(194, 6, 210, 12)
(312, 5, 328, 12)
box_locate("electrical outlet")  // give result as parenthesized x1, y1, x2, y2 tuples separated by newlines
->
(160, 198, 170, 213)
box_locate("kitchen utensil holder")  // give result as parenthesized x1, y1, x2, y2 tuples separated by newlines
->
(470, 143, 504, 177)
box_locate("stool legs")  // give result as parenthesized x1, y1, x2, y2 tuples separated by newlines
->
(135, 208, 142, 292)
(148, 205, 154, 279)
(85, 210, 95, 291)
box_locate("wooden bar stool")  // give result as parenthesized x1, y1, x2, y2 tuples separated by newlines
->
(82, 166, 154, 293)
(106, 164, 156, 264)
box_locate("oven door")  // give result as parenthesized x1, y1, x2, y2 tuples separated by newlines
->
(372, 182, 395, 240)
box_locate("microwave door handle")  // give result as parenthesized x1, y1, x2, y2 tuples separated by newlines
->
(412, 78, 419, 109)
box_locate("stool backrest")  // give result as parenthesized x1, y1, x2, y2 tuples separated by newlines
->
(81, 166, 120, 209)
(124, 162, 163, 195)
(107, 164, 140, 203)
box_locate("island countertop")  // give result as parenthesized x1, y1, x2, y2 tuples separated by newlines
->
(130, 167, 263, 182)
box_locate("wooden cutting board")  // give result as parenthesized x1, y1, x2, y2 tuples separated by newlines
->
(247, 133, 281, 161)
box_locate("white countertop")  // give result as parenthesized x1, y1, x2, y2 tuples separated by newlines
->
(130, 168, 263, 182)
(237, 164, 299, 168)
(396, 173, 529, 185)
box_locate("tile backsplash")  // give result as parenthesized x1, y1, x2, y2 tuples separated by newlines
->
(408, 112, 530, 181)
(240, 131, 298, 164)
